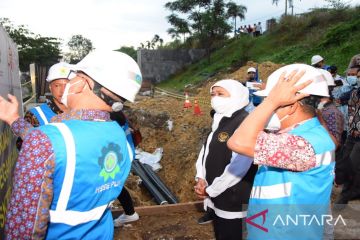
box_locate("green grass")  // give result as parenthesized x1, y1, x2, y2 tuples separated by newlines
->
(158, 7, 360, 90)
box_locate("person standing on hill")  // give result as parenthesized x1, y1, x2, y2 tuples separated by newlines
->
(195, 79, 257, 240)
(311, 54, 330, 70)
(245, 67, 265, 106)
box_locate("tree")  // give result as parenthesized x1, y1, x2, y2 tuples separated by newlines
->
(165, 0, 237, 48)
(325, 0, 349, 10)
(115, 46, 137, 61)
(0, 18, 61, 71)
(272, 0, 293, 16)
(138, 35, 164, 50)
(65, 35, 93, 64)
(226, 1, 247, 37)
(166, 14, 190, 42)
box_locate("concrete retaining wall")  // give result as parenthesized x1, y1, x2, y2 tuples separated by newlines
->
(137, 49, 206, 84)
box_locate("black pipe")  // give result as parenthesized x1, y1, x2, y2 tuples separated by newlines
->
(132, 160, 168, 205)
(141, 162, 179, 204)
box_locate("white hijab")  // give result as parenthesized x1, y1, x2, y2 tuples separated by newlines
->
(210, 79, 249, 131)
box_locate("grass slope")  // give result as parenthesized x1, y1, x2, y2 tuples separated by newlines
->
(159, 7, 360, 90)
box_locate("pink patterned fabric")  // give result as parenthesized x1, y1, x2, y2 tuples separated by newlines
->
(254, 131, 316, 172)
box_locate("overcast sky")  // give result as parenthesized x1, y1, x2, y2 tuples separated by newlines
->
(1, 0, 359, 52)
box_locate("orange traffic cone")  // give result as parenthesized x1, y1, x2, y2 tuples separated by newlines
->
(183, 92, 192, 109)
(193, 99, 202, 115)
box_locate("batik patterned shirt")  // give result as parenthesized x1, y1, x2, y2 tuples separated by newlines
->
(320, 102, 345, 144)
(348, 88, 360, 137)
(254, 120, 317, 172)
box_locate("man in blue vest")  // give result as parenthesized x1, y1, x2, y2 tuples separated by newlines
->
(26, 62, 73, 126)
(228, 64, 336, 239)
(16, 62, 73, 149)
(0, 50, 142, 239)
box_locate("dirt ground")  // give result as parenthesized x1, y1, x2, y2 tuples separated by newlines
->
(114, 210, 214, 240)
(112, 62, 360, 239)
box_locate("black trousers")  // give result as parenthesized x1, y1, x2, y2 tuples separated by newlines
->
(117, 187, 135, 215)
(336, 136, 360, 198)
(213, 215, 243, 240)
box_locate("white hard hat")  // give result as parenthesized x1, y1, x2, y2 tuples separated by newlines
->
(311, 55, 324, 65)
(75, 50, 142, 102)
(255, 63, 329, 97)
(318, 69, 335, 86)
(46, 62, 75, 82)
(247, 67, 256, 73)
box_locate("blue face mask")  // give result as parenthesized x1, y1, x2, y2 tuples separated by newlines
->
(347, 76, 358, 86)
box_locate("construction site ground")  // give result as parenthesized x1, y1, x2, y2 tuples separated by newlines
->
(112, 62, 360, 239)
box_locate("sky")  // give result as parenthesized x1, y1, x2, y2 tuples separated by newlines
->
(1, 0, 360, 53)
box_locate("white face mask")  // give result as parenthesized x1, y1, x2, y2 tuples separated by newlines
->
(264, 112, 290, 131)
(265, 113, 281, 131)
(111, 102, 124, 112)
(211, 96, 232, 114)
(317, 101, 327, 110)
(60, 80, 87, 107)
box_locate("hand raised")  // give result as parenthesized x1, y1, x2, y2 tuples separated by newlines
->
(0, 94, 20, 125)
(266, 70, 312, 108)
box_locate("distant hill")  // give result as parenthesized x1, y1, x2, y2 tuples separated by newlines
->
(159, 6, 360, 90)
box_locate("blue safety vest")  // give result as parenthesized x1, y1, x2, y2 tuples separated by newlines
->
(39, 120, 131, 240)
(247, 118, 335, 240)
(29, 103, 57, 126)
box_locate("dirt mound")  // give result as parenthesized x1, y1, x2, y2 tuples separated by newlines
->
(122, 61, 283, 206)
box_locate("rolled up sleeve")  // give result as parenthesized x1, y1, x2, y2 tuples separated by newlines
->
(254, 131, 316, 171)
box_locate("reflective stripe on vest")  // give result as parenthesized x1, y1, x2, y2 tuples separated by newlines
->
(250, 151, 334, 200)
(250, 182, 292, 200)
(48, 123, 108, 225)
(315, 151, 335, 166)
(34, 106, 49, 124)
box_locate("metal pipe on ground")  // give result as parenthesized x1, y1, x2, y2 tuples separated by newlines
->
(141, 162, 179, 204)
(132, 160, 168, 205)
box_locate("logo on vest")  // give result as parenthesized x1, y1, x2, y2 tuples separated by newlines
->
(98, 143, 122, 182)
(218, 132, 229, 142)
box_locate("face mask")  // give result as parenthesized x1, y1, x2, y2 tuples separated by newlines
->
(346, 76, 358, 86)
(265, 113, 281, 131)
(60, 80, 87, 107)
(357, 78, 360, 88)
(211, 96, 232, 114)
(317, 101, 327, 110)
(264, 112, 290, 131)
(111, 102, 124, 112)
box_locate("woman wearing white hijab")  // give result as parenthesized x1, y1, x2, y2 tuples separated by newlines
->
(194, 79, 257, 240)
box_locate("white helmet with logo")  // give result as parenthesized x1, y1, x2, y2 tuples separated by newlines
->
(75, 50, 142, 102)
(46, 62, 75, 82)
(255, 63, 329, 97)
